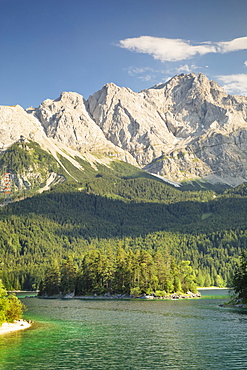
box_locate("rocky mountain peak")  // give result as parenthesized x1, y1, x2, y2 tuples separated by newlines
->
(144, 72, 225, 107)
(33, 91, 115, 151)
(141, 72, 247, 141)
(0, 104, 46, 150)
(28, 90, 137, 165)
(88, 81, 176, 166)
(1, 73, 247, 188)
(29, 73, 247, 185)
(56, 91, 85, 107)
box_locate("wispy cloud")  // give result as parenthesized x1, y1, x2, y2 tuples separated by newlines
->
(118, 36, 247, 62)
(175, 64, 198, 73)
(127, 66, 168, 82)
(127, 66, 156, 76)
(126, 64, 201, 85)
(244, 60, 247, 67)
(217, 74, 247, 95)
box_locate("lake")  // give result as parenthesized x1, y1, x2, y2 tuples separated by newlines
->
(0, 289, 247, 369)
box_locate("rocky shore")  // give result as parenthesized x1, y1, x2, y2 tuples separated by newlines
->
(0, 320, 32, 335)
(138, 292, 201, 300)
(58, 291, 201, 300)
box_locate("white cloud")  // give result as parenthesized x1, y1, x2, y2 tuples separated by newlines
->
(217, 74, 247, 96)
(217, 37, 247, 53)
(118, 36, 247, 62)
(244, 60, 247, 67)
(118, 36, 216, 62)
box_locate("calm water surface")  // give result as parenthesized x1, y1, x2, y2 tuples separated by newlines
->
(1, 289, 247, 369)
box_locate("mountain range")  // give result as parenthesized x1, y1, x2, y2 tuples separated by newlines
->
(2, 73, 247, 290)
(1, 72, 247, 195)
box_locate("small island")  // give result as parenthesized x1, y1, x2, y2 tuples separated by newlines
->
(0, 279, 31, 335)
(37, 254, 200, 300)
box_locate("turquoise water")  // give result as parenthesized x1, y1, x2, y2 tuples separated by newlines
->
(1, 290, 247, 369)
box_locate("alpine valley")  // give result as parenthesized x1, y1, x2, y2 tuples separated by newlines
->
(1, 72, 247, 293)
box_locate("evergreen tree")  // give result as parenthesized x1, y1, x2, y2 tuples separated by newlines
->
(39, 260, 61, 296)
(232, 252, 247, 301)
(60, 257, 77, 296)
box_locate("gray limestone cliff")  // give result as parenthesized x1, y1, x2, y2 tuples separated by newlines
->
(87, 73, 247, 185)
(33, 91, 137, 165)
(87, 83, 176, 166)
(1, 73, 247, 187)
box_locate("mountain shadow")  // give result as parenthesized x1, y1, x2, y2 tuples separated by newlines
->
(3, 188, 247, 240)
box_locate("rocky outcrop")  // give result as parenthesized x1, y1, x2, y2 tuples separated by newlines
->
(87, 83, 176, 165)
(34, 91, 137, 165)
(35, 91, 113, 151)
(141, 73, 247, 184)
(0, 105, 46, 150)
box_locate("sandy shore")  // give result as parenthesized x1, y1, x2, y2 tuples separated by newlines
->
(0, 320, 31, 335)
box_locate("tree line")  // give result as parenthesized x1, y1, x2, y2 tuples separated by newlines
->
(39, 249, 198, 297)
(1, 204, 247, 291)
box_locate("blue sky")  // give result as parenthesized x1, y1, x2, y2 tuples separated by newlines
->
(1, 0, 247, 108)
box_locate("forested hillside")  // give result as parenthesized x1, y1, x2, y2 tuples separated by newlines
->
(0, 158, 247, 292)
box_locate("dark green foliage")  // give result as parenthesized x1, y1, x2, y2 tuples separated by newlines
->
(60, 257, 77, 295)
(179, 180, 229, 193)
(0, 141, 58, 174)
(0, 140, 62, 202)
(38, 260, 61, 296)
(231, 251, 247, 301)
(0, 180, 247, 291)
(224, 182, 247, 196)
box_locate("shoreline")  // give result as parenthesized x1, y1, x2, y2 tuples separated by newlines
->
(40, 291, 201, 300)
(0, 320, 31, 335)
(198, 287, 230, 290)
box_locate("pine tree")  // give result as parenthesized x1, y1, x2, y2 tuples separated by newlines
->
(41, 260, 61, 296)
(232, 252, 247, 301)
(60, 257, 76, 296)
